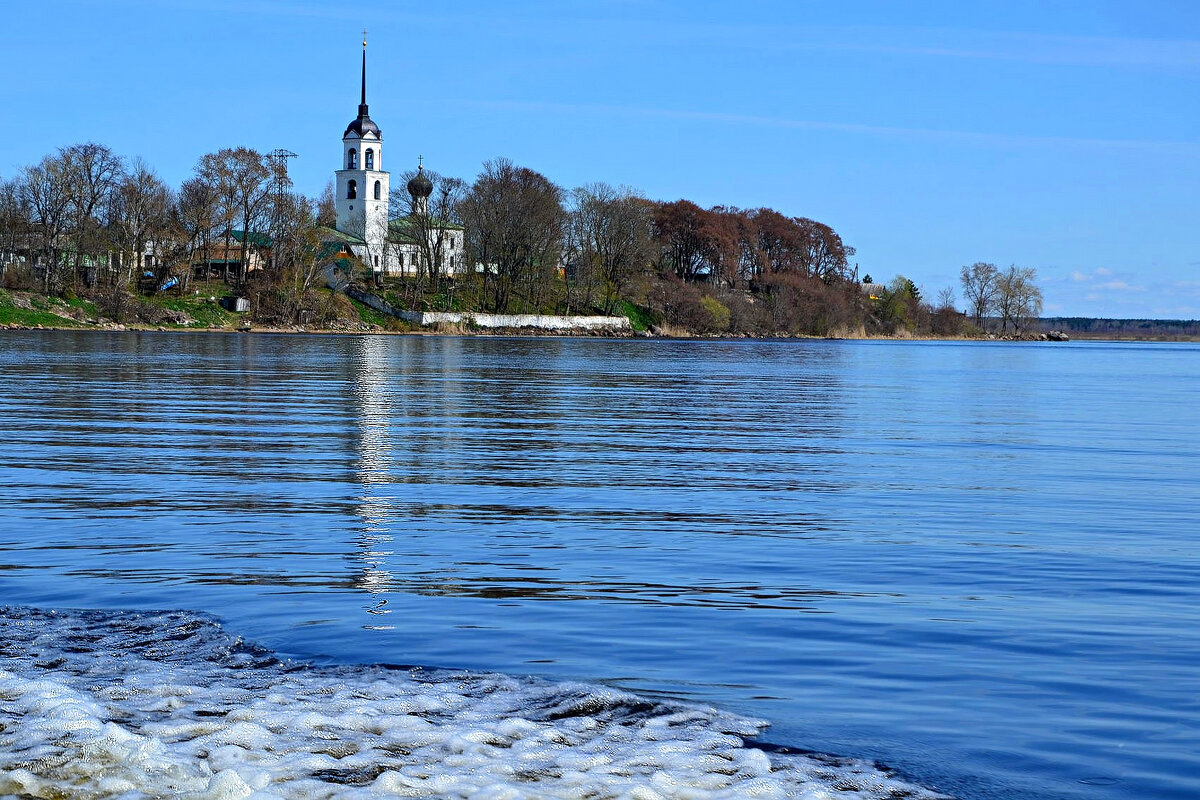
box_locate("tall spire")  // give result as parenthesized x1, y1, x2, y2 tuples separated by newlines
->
(344, 31, 381, 138)
(359, 29, 368, 114)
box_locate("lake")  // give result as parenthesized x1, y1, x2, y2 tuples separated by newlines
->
(1, 331, 1197, 799)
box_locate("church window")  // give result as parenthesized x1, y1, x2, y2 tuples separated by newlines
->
(365, 149, 375, 169)
(347, 180, 357, 199)
(373, 180, 381, 200)
(347, 149, 358, 169)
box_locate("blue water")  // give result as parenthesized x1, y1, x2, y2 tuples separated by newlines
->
(1, 331, 1198, 799)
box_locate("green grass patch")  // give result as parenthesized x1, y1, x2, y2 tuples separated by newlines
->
(348, 297, 415, 331)
(0, 290, 87, 328)
(615, 300, 658, 332)
(145, 294, 239, 328)
(65, 296, 99, 317)
(349, 298, 390, 327)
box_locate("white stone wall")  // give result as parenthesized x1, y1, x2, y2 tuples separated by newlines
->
(400, 311, 631, 331)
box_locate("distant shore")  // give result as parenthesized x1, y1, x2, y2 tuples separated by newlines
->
(12, 320, 1189, 341)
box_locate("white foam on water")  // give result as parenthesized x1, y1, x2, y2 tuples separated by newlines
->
(0, 607, 949, 799)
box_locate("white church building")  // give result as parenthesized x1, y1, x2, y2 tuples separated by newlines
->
(329, 39, 464, 278)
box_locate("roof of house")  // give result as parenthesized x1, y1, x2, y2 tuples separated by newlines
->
(317, 226, 368, 246)
(230, 230, 272, 248)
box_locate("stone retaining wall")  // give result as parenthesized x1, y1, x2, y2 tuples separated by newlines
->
(332, 276, 631, 333)
(401, 311, 631, 332)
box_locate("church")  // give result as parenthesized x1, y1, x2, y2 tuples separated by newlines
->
(328, 37, 464, 279)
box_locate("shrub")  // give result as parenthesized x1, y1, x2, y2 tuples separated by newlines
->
(720, 291, 773, 335)
(96, 285, 136, 323)
(135, 300, 166, 325)
(2, 265, 37, 291)
(698, 296, 731, 333)
(759, 273, 862, 336)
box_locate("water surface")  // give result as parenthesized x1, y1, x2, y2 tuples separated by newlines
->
(1, 332, 1197, 799)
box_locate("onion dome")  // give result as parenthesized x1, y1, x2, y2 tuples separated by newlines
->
(345, 108, 381, 138)
(407, 163, 433, 199)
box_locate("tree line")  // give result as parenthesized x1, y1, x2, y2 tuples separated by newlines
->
(1, 141, 1043, 336)
(0, 143, 323, 322)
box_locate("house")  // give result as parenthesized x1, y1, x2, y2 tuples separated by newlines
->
(192, 230, 270, 281)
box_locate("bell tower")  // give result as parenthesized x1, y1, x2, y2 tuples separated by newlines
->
(335, 32, 390, 272)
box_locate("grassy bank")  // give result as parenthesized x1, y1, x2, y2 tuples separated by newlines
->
(0, 290, 91, 328)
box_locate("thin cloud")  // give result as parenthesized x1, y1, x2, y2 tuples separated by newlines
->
(474, 100, 1200, 155)
(1070, 267, 1118, 283)
(784, 28, 1200, 71)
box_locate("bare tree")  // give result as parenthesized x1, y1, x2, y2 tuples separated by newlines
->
(795, 216, 855, 282)
(960, 262, 1000, 329)
(936, 286, 956, 311)
(651, 200, 734, 283)
(108, 159, 173, 287)
(393, 166, 468, 303)
(273, 191, 325, 294)
(996, 265, 1043, 333)
(61, 143, 124, 287)
(0, 176, 32, 283)
(316, 181, 337, 228)
(196, 148, 271, 283)
(459, 158, 565, 313)
(178, 177, 221, 282)
(567, 183, 653, 314)
(19, 156, 74, 292)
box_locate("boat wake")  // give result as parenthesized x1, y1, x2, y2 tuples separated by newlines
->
(0, 606, 948, 799)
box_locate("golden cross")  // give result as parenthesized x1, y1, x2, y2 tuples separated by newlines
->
(362, 29, 368, 47)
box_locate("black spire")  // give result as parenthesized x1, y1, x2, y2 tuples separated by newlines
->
(344, 31, 381, 139)
(359, 34, 368, 113)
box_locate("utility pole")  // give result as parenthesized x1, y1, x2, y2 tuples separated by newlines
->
(267, 149, 298, 204)
(266, 150, 298, 270)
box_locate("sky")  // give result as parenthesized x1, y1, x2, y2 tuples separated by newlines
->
(2, 0, 1198, 318)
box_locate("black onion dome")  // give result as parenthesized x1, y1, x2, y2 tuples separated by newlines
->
(407, 165, 433, 198)
(344, 105, 381, 138)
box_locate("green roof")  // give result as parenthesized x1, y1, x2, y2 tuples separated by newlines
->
(316, 241, 356, 261)
(317, 225, 368, 246)
(231, 229, 272, 247)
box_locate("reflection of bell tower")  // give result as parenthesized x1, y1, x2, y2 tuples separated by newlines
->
(335, 32, 390, 273)
(351, 335, 399, 625)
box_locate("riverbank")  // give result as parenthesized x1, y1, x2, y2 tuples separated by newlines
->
(4, 287, 1159, 341)
(1, 319, 1084, 342)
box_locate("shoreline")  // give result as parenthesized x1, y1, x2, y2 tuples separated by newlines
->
(8, 320, 1189, 342)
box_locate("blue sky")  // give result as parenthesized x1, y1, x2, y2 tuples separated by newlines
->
(2, 0, 1198, 318)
